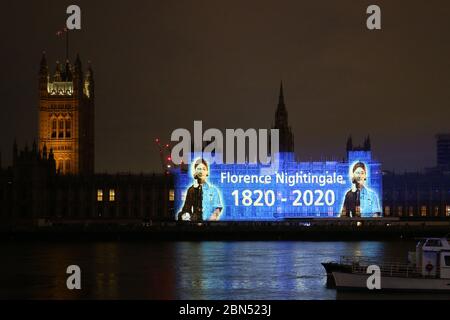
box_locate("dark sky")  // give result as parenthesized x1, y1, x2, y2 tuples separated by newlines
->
(1, 0, 449, 173)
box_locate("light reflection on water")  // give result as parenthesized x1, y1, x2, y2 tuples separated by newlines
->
(1, 240, 448, 300)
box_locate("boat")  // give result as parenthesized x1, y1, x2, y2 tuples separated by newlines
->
(322, 237, 450, 292)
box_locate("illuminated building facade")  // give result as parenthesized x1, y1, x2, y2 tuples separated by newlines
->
(0, 61, 448, 225)
(38, 53, 95, 175)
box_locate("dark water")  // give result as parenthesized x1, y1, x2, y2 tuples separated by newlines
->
(1, 240, 449, 300)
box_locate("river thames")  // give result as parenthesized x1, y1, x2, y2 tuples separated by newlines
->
(1, 240, 449, 300)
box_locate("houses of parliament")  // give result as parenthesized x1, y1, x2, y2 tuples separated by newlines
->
(0, 52, 449, 226)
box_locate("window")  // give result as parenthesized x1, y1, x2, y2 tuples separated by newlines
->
(408, 206, 414, 216)
(109, 189, 115, 202)
(421, 206, 427, 217)
(97, 190, 103, 202)
(385, 206, 390, 216)
(434, 206, 439, 216)
(65, 160, 71, 173)
(445, 256, 450, 267)
(426, 239, 442, 247)
(169, 189, 174, 202)
(58, 120, 64, 138)
(328, 206, 334, 216)
(51, 119, 57, 138)
(447, 205, 450, 217)
(65, 119, 71, 138)
(397, 206, 403, 216)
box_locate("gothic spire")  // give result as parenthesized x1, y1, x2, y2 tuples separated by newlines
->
(364, 135, 371, 151)
(273, 81, 294, 152)
(346, 135, 353, 152)
(278, 81, 285, 107)
(64, 59, 72, 81)
(74, 53, 82, 73)
(275, 81, 288, 128)
(43, 143, 48, 160)
(39, 51, 48, 74)
(54, 61, 62, 81)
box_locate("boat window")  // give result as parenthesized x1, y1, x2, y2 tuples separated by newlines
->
(445, 256, 450, 267)
(426, 239, 442, 247)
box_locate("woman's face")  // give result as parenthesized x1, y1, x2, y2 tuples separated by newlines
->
(353, 167, 366, 186)
(195, 163, 208, 183)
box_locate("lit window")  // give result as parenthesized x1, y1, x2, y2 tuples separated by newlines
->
(408, 206, 414, 216)
(51, 119, 57, 138)
(435, 207, 439, 216)
(398, 206, 403, 216)
(58, 120, 64, 138)
(446, 205, 450, 217)
(169, 189, 175, 202)
(109, 189, 115, 202)
(421, 206, 427, 217)
(328, 207, 333, 216)
(385, 206, 390, 216)
(65, 119, 71, 138)
(97, 190, 103, 202)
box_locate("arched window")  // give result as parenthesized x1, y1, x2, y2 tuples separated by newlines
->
(65, 119, 71, 138)
(51, 119, 57, 138)
(58, 119, 64, 138)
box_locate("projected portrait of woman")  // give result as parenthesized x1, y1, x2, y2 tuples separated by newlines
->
(178, 158, 223, 222)
(340, 162, 381, 218)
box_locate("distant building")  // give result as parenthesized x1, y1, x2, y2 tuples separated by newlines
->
(437, 134, 450, 169)
(383, 170, 450, 218)
(382, 134, 450, 218)
(0, 142, 173, 224)
(38, 53, 95, 175)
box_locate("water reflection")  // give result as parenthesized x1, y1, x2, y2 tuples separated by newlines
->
(174, 241, 398, 300)
(2, 240, 448, 299)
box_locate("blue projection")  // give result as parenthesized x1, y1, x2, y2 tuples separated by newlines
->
(173, 151, 383, 221)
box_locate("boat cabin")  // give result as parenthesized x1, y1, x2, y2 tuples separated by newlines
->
(415, 237, 450, 279)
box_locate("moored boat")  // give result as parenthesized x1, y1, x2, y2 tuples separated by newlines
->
(323, 237, 450, 292)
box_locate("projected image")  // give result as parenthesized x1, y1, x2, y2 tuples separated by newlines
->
(174, 152, 382, 220)
(340, 161, 382, 218)
(177, 158, 224, 222)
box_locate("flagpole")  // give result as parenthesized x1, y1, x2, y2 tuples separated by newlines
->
(66, 29, 69, 61)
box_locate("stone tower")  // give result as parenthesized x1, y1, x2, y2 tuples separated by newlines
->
(38, 52, 95, 175)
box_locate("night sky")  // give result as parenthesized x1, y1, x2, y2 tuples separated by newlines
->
(0, 0, 449, 173)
